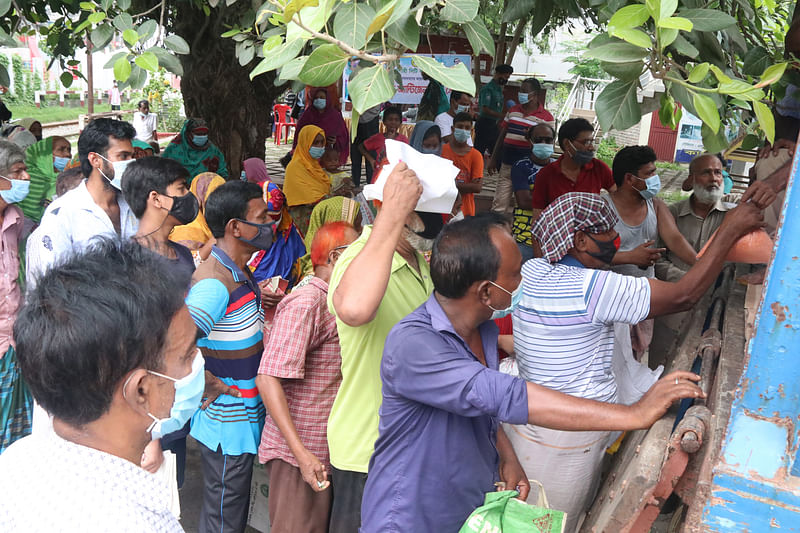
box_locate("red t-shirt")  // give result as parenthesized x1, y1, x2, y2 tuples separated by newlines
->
(531, 156, 614, 210)
(362, 132, 410, 170)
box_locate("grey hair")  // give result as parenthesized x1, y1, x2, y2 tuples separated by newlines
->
(0, 139, 26, 175)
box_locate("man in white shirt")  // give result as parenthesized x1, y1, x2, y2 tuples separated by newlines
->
(435, 90, 474, 146)
(27, 118, 139, 293)
(1, 239, 197, 532)
(133, 99, 159, 151)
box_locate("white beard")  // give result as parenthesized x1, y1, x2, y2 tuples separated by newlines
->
(693, 183, 723, 205)
(403, 226, 435, 252)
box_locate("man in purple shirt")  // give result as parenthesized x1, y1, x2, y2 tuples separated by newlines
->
(360, 214, 706, 532)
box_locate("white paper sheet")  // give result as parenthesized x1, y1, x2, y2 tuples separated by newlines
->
(362, 139, 459, 214)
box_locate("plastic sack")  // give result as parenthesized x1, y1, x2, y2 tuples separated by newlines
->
(696, 229, 773, 264)
(459, 482, 566, 533)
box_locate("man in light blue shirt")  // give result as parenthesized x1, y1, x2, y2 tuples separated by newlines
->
(26, 118, 138, 291)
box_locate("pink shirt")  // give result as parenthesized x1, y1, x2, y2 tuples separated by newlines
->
(257, 277, 342, 471)
(0, 205, 22, 355)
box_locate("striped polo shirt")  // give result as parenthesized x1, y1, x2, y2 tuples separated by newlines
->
(512, 256, 651, 402)
(501, 104, 554, 165)
(187, 246, 266, 456)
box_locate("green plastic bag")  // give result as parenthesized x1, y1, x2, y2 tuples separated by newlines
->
(459, 481, 567, 533)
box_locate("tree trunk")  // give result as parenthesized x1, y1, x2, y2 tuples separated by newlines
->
(170, 4, 285, 179)
(504, 17, 528, 66)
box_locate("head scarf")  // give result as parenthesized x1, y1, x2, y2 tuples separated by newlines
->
(292, 86, 350, 165)
(297, 196, 361, 276)
(132, 139, 152, 151)
(18, 137, 57, 223)
(409, 121, 442, 154)
(162, 119, 229, 181)
(16, 118, 41, 132)
(532, 192, 619, 263)
(283, 125, 331, 206)
(244, 157, 270, 186)
(4, 126, 36, 151)
(169, 172, 225, 248)
(263, 180, 286, 214)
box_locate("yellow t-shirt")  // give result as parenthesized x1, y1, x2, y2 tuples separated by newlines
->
(326, 225, 434, 472)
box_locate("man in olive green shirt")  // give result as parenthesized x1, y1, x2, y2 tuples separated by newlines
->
(326, 162, 436, 533)
(475, 64, 513, 157)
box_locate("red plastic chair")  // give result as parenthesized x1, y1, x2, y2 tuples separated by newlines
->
(273, 104, 295, 145)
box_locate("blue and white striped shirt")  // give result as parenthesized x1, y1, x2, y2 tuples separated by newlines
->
(513, 257, 651, 402)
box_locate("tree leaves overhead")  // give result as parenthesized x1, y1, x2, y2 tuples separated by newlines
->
(299, 44, 349, 86)
(90, 24, 114, 49)
(595, 79, 641, 132)
(585, 42, 649, 62)
(411, 55, 475, 95)
(164, 35, 191, 55)
(463, 20, 494, 57)
(693, 92, 720, 134)
(386, 12, 420, 51)
(333, 2, 376, 50)
(348, 64, 394, 114)
(678, 8, 737, 31)
(441, 0, 479, 23)
(502, 0, 536, 22)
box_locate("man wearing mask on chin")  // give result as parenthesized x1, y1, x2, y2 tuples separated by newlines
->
(507, 192, 764, 530)
(185, 180, 275, 533)
(27, 118, 139, 295)
(1, 239, 198, 531)
(324, 163, 442, 533)
(530, 118, 615, 223)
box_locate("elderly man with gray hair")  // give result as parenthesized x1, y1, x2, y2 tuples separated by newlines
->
(0, 139, 32, 453)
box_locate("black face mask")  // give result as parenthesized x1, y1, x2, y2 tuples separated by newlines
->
(412, 211, 444, 240)
(497, 78, 508, 85)
(585, 233, 620, 265)
(167, 192, 200, 225)
(236, 219, 276, 251)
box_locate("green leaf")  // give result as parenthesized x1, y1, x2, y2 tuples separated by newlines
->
(238, 44, 255, 66)
(670, 34, 699, 56)
(348, 64, 394, 114)
(610, 28, 652, 49)
(350, 107, 360, 143)
(72, 18, 93, 35)
(164, 35, 191, 55)
(286, 0, 333, 41)
(60, 71, 74, 89)
(600, 61, 643, 80)
(88, 11, 105, 24)
(584, 42, 649, 63)
(678, 9, 736, 31)
(386, 12, 420, 50)
(658, 92, 681, 130)
(112, 13, 134, 32)
(221, 28, 241, 38)
(708, 65, 732, 85)
(122, 29, 139, 46)
(147, 47, 184, 76)
(701, 123, 728, 153)
(693, 92, 720, 133)
(0, 0, 11, 17)
(502, 0, 536, 22)
(285, 0, 318, 22)
(101, 0, 112, 11)
(609, 4, 651, 29)
(298, 44, 349, 86)
(658, 27, 678, 47)
(114, 57, 132, 82)
(657, 16, 692, 31)
(367, 0, 397, 36)
(134, 52, 159, 72)
(90, 23, 114, 49)
(79, 2, 95, 10)
(742, 47, 772, 77)
(333, 2, 376, 50)
(687, 63, 709, 83)
(103, 51, 128, 69)
(741, 134, 760, 150)
(250, 38, 305, 80)
(646, 0, 678, 23)
(757, 62, 788, 88)
(278, 56, 309, 82)
(752, 101, 775, 141)
(463, 20, 495, 57)
(386, 0, 412, 28)
(127, 65, 147, 90)
(411, 55, 475, 95)
(137, 20, 158, 41)
(529, 0, 554, 39)
(441, 0, 479, 23)
(595, 79, 641, 132)
(117, 0, 131, 10)
(718, 80, 764, 99)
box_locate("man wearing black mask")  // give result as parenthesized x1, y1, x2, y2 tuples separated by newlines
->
(475, 64, 513, 158)
(185, 180, 277, 533)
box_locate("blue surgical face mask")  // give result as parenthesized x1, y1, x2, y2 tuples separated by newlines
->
(313, 98, 327, 110)
(192, 134, 208, 147)
(531, 143, 554, 160)
(421, 146, 441, 155)
(144, 350, 205, 440)
(488, 280, 523, 319)
(635, 174, 661, 200)
(53, 156, 70, 172)
(0, 174, 30, 204)
(518, 92, 530, 105)
(453, 128, 471, 143)
(456, 104, 470, 114)
(97, 154, 135, 191)
(309, 145, 325, 159)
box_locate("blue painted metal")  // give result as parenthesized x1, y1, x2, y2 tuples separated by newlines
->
(701, 146, 800, 530)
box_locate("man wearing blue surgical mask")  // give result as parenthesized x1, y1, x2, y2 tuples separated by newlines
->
(435, 90, 474, 146)
(603, 145, 699, 359)
(26, 118, 139, 296)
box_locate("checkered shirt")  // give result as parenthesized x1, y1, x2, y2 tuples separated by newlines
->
(257, 277, 341, 471)
(532, 192, 619, 262)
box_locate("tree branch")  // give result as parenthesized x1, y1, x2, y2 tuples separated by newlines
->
(504, 16, 528, 65)
(289, 10, 398, 63)
(133, 1, 164, 19)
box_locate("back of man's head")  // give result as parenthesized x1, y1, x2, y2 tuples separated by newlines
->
(430, 214, 508, 299)
(78, 118, 136, 179)
(612, 145, 657, 187)
(205, 180, 263, 238)
(0, 138, 25, 176)
(14, 238, 189, 427)
(122, 156, 190, 218)
(56, 167, 84, 197)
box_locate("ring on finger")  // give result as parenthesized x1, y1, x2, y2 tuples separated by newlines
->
(675, 377, 679, 385)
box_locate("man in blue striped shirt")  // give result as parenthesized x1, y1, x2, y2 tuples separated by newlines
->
(508, 192, 764, 528)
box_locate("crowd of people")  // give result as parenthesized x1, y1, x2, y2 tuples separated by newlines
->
(0, 66, 792, 533)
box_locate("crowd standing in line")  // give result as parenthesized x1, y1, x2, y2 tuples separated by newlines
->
(0, 64, 790, 533)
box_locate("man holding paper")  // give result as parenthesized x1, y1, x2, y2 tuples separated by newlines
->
(325, 141, 460, 532)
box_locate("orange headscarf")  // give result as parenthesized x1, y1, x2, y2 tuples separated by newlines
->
(283, 125, 331, 206)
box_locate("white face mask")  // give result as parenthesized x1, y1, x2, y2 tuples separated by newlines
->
(97, 153, 135, 190)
